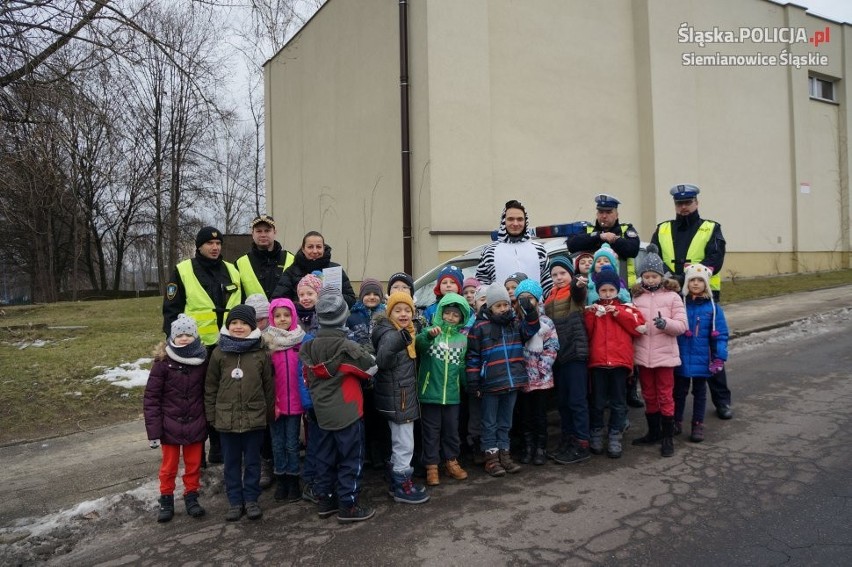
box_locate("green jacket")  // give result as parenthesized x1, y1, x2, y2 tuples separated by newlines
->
(415, 293, 471, 405)
(205, 345, 274, 433)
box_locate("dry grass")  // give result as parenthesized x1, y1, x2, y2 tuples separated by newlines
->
(722, 269, 852, 303)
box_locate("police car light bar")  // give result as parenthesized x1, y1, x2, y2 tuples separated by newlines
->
(490, 221, 589, 241)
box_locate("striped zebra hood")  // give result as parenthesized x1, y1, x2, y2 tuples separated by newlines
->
(495, 202, 534, 243)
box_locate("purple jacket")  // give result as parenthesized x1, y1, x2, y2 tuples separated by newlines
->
(143, 348, 209, 445)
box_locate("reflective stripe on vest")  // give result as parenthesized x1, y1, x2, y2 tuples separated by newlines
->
(176, 259, 241, 346)
(236, 252, 294, 298)
(657, 220, 721, 291)
(586, 223, 636, 284)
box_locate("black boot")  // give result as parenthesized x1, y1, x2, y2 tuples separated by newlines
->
(632, 413, 662, 446)
(285, 474, 302, 503)
(520, 433, 535, 464)
(184, 492, 205, 518)
(660, 416, 675, 458)
(274, 474, 288, 502)
(532, 436, 548, 466)
(627, 379, 644, 408)
(157, 494, 174, 523)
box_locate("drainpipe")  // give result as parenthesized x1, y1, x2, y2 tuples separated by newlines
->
(399, 0, 413, 275)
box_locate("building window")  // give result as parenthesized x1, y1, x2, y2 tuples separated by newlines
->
(809, 75, 836, 102)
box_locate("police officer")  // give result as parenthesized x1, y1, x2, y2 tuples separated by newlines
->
(651, 184, 732, 420)
(568, 194, 644, 408)
(162, 226, 242, 463)
(235, 214, 294, 299)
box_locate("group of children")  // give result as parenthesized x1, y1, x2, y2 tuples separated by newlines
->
(143, 243, 729, 525)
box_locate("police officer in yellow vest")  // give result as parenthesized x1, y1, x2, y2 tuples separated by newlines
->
(568, 193, 643, 408)
(651, 184, 732, 420)
(236, 214, 294, 300)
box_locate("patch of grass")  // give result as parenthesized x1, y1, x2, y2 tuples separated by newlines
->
(0, 297, 162, 445)
(722, 269, 852, 303)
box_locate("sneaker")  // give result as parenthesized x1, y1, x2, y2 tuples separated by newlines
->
(224, 504, 245, 522)
(302, 481, 319, 504)
(690, 422, 705, 443)
(607, 431, 623, 459)
(589, 428, 605, 455)
(317, 495, 339, 519)
(245, 501, 263, 520)
(337, 502, 376, 523)
(553, 442, 591, 465)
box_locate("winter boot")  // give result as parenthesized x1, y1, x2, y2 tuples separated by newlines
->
(520, 432, 535, 464)
(157, 494, 174, 523)
(632, 413, 662, 446)
(317, 493, 339, 519)
(532, 436, 548, 466)
(660, 416, 675, 458)
(224, 504, 245, 522)
(184, 492, 205, 518)
(589, 428, 605, 455)
(553, 438, 591, 465)
(444, 459, 468, 480)
(337, 500, 376, 523)
(425, 464, 440, 486)
(274, 474, 288, 502)
(302, 480, 319, 504)
(259, 458, 273, 490)
(690, 421, 705, 443)
(627, 379, 644, 408)
(391, 467, 430, 504)
(285, 474, 302, 503)
(483, 449, 506, 477)
(499, 449, 522, 474)
(245, 501, 263, 520)
(607, 430, 623, 459)
(674, 420, 683, 436)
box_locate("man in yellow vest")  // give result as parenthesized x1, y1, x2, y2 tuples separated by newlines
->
(651, 184, 732, 420)
(568, 194, 644, 408)
(162, 226, 241, 464)
(236, 214, 295, 300)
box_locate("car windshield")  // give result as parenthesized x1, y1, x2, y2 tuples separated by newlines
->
(413, 259, 480, 308)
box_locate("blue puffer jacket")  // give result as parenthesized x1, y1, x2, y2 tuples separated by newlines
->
(466, 308, 540, 394)
(346, 301, 385, 351)
(676, 296, 729, 378)
(298, 333, 315, 410)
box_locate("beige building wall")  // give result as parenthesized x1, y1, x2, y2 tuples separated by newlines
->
(265, 0, 852, 282)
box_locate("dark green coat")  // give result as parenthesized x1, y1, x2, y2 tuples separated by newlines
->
(205, 345, 274, 433)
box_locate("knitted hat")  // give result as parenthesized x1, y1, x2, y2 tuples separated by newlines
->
(573, 252, 594, 274)
(485, 283, 511, 308)
(462, 277, 482, 291)
(195, 226, 222, 249)
(514, 279, 543, 302)
(387, 272, 414, 295)
(504, 272, 528, 286)
(297, 274, 323, 295)
(226, 304, 257, 330)
(592, 243, 619, 274)
(638, 244, 666, 277)
(358, 278, 384, 302)
(386, 291, 416, 317)
(592, 265, 621, 292)
(244, 293, 270, 320)
(473, 286, 488, 305)
(683, 263, 712, 298)
(315, 293, 350, 327)
(433, 265, 463, 296)
(170, 314, 199, 340)
(549, 255, 574, 275)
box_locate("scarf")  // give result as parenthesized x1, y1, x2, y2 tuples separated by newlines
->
(390, 318, 417, 359)
(218, 327, 263, 353)
(165, 337, 207, 365)
(295, 303, 315, 326)
(641, 282, 662, 293)
(264, 325, 306, 352)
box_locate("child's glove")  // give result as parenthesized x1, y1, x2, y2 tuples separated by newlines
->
(654, 317, 667, 330)
(594, 305, 606, 317)
(149, 439, 160, 449)
(635, 324, 647, 335)
(709, 358, 724, 374)
(518, 296, 534, 314)
(399, 328, 413, 345)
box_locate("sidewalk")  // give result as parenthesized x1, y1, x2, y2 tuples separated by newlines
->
(2, 285, 852, 527)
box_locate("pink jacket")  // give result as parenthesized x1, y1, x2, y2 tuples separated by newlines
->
(267, 298, 305, 418)
(631, 282, 687, 368)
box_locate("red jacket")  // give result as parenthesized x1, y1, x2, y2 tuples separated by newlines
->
(584, 299, 645, 370)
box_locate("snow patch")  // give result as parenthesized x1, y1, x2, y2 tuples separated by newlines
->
(92, 358, 152, 388)
(732, 308, 851, 354)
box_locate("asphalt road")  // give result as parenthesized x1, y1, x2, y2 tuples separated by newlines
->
(3, 304, 850, 565)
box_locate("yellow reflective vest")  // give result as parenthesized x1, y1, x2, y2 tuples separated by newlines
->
(177, 259, 241, 346)
(586, 224, 637, 284)
(657, 220, 721, 291)
(236, 252, 294, 298)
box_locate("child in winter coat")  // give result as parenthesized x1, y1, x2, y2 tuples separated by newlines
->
(144, 314, 209, 523)
(423, 265, 463, 325)
(205, 305, 274, 522)
(372, 292, 430, 504)
(462, 277, 481, 313)
(584, 266, 645, 458)
(629, 245, 688, 458)
(387, 271, 428, 332)
(295, 274, 323, 334)
(416, 293, 471, 486)
(514, 279, 559, 466)
(300, 293, 378, 523)
(585, 244, 632, 305)
(264, 298, 306, 502)
(675, 263, 730, 443)
(544, 255, 591, 465)
(466, 283, 540, 477)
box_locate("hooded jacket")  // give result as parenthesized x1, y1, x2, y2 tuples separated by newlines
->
(266, 297, 305, 417)
(371, 315, 420, 423)
(676, 295, 729, 378)
(415, 294, 471, 405)
(271, 244, 357, 307)
(630, 279, 688, 368)
(466, 306, 540, 394)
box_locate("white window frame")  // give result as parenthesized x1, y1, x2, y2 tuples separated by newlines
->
(809, 75, 837, 103)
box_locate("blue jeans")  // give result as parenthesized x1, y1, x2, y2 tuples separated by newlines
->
(590, 367, 628, 434)
(674, 376, 708, 423)
(219, 429, 264, 506)
(556, 361, 590, 441)
(480, 390, 518, 452)
(270, 414, 302, 475)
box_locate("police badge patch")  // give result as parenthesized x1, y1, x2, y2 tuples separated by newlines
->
(166, 283, 178, 300)
(626, 230, 638, 238)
